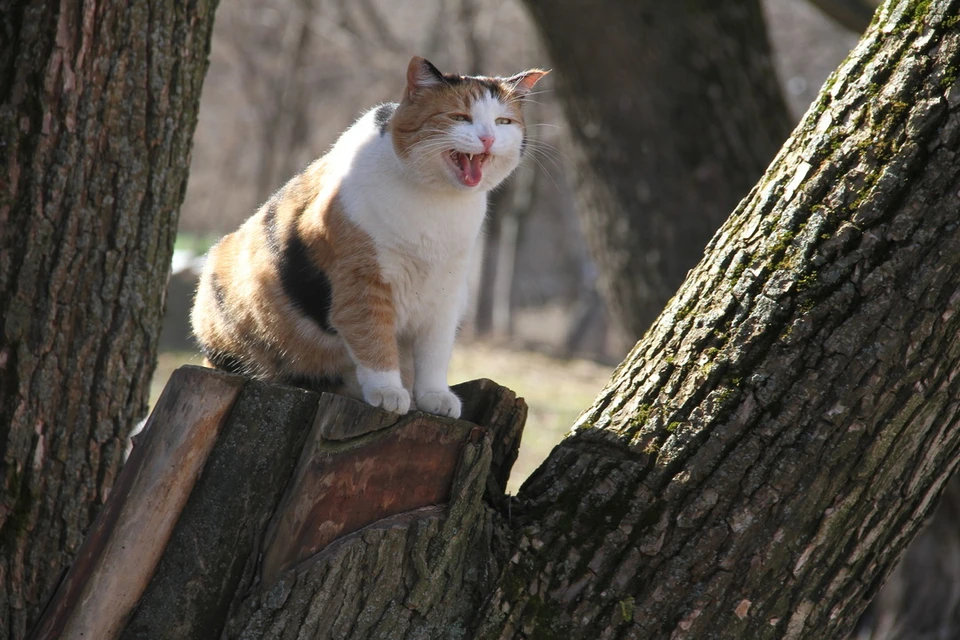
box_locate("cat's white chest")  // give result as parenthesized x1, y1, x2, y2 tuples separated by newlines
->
(374, 224, 478, 335)
(336, 114, 488, 333)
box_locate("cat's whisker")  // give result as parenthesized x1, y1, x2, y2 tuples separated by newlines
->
(524, 141, 569, 165)
(522, 153, 564, 191)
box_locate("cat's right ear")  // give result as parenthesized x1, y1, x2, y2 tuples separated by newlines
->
(405, 57, 446, 100)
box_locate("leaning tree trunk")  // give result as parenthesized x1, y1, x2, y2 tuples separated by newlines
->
(523, 0, 793, 339)
(469, 1, 960, 637)
(0, 2, 217, 637)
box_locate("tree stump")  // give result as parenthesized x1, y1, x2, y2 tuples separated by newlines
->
(30, 366, 527, 640)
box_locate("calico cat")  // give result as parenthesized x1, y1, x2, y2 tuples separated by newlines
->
(191, 56, 547, 419)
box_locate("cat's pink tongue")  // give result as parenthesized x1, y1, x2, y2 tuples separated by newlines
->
(458, 153, 483, 187)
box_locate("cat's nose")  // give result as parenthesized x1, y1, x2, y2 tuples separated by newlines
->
(479, 135, 494, 153)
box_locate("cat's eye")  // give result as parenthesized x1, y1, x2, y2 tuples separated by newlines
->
(496, 117, 514, 125)
(451, 113, 472, 123)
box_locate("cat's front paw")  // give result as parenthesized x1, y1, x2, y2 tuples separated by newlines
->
(416, 389, 462, 419)
(365, 385, 411, 414)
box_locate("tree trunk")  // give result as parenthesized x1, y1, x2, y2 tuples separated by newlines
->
(523, 0, 792, 339)
(0, 1, 218, 637)
(475, 187, 511, 336)
(471, 1, 960, 637)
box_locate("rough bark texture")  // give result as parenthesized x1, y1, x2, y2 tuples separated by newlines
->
(0, 1, 218, 637)
(472, 1, 960, 637)
(522, 0, 793, 339)
(853, 478, 960, 639)
(121, 375, 318, 640)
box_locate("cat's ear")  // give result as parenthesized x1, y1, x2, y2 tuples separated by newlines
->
(405, 57, 446, 99)
(503, 69, 550, 97)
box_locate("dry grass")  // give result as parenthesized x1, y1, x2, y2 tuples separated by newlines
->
(151, 341, 613, 493)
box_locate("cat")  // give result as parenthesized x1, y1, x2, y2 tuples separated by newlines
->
(191, 56, 547, 419)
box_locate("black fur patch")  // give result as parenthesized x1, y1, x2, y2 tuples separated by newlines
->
(201, 344, 246, 375)
(210, 272, 229, 315)
(374, 103, 397, 136)
(481, 79, 507, 101)
(278, 229, 336, 333)
(264, 198, 282, 256)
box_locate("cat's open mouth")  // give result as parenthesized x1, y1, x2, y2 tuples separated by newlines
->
(447, 151, 490, 187)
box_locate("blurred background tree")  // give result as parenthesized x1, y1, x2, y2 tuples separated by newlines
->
(522, 0, 793, 340)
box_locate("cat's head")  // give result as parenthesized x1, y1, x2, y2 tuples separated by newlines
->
(390, 57, 548, 193)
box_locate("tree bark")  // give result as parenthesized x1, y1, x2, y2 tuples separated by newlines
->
(522, 0, 792, 339)
(0, 1, 218, 637)
(472, 1, 960, 637)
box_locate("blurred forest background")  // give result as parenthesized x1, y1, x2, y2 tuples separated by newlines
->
(158, 0, 861, 489)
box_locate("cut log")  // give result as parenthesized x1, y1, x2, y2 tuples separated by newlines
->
(30, 367, 246, 640)
(260, 402, 479, 585)
(120, 378, 321, 640)
(29, 366, 527, 640)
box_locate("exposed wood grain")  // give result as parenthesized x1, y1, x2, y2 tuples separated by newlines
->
(259, 398, 476, 585)
(30, 367, 244, 640)
(225, 426, 504, 639)
(313, 390, 401, 440)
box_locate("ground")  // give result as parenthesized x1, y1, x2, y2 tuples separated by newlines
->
(150, 341, 613, 492)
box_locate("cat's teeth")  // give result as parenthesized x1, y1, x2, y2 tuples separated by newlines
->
(467, 153, 474, 161)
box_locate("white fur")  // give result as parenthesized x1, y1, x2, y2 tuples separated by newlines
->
(331, 97, 524, 419)
(356, 367, 410, 414)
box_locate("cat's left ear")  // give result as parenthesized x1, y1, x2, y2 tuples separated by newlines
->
(503, 69, 550, 97)
(405, 56, 446, 100)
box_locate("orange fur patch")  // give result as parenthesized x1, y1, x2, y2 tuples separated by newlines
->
(191, 156, 396, 396)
